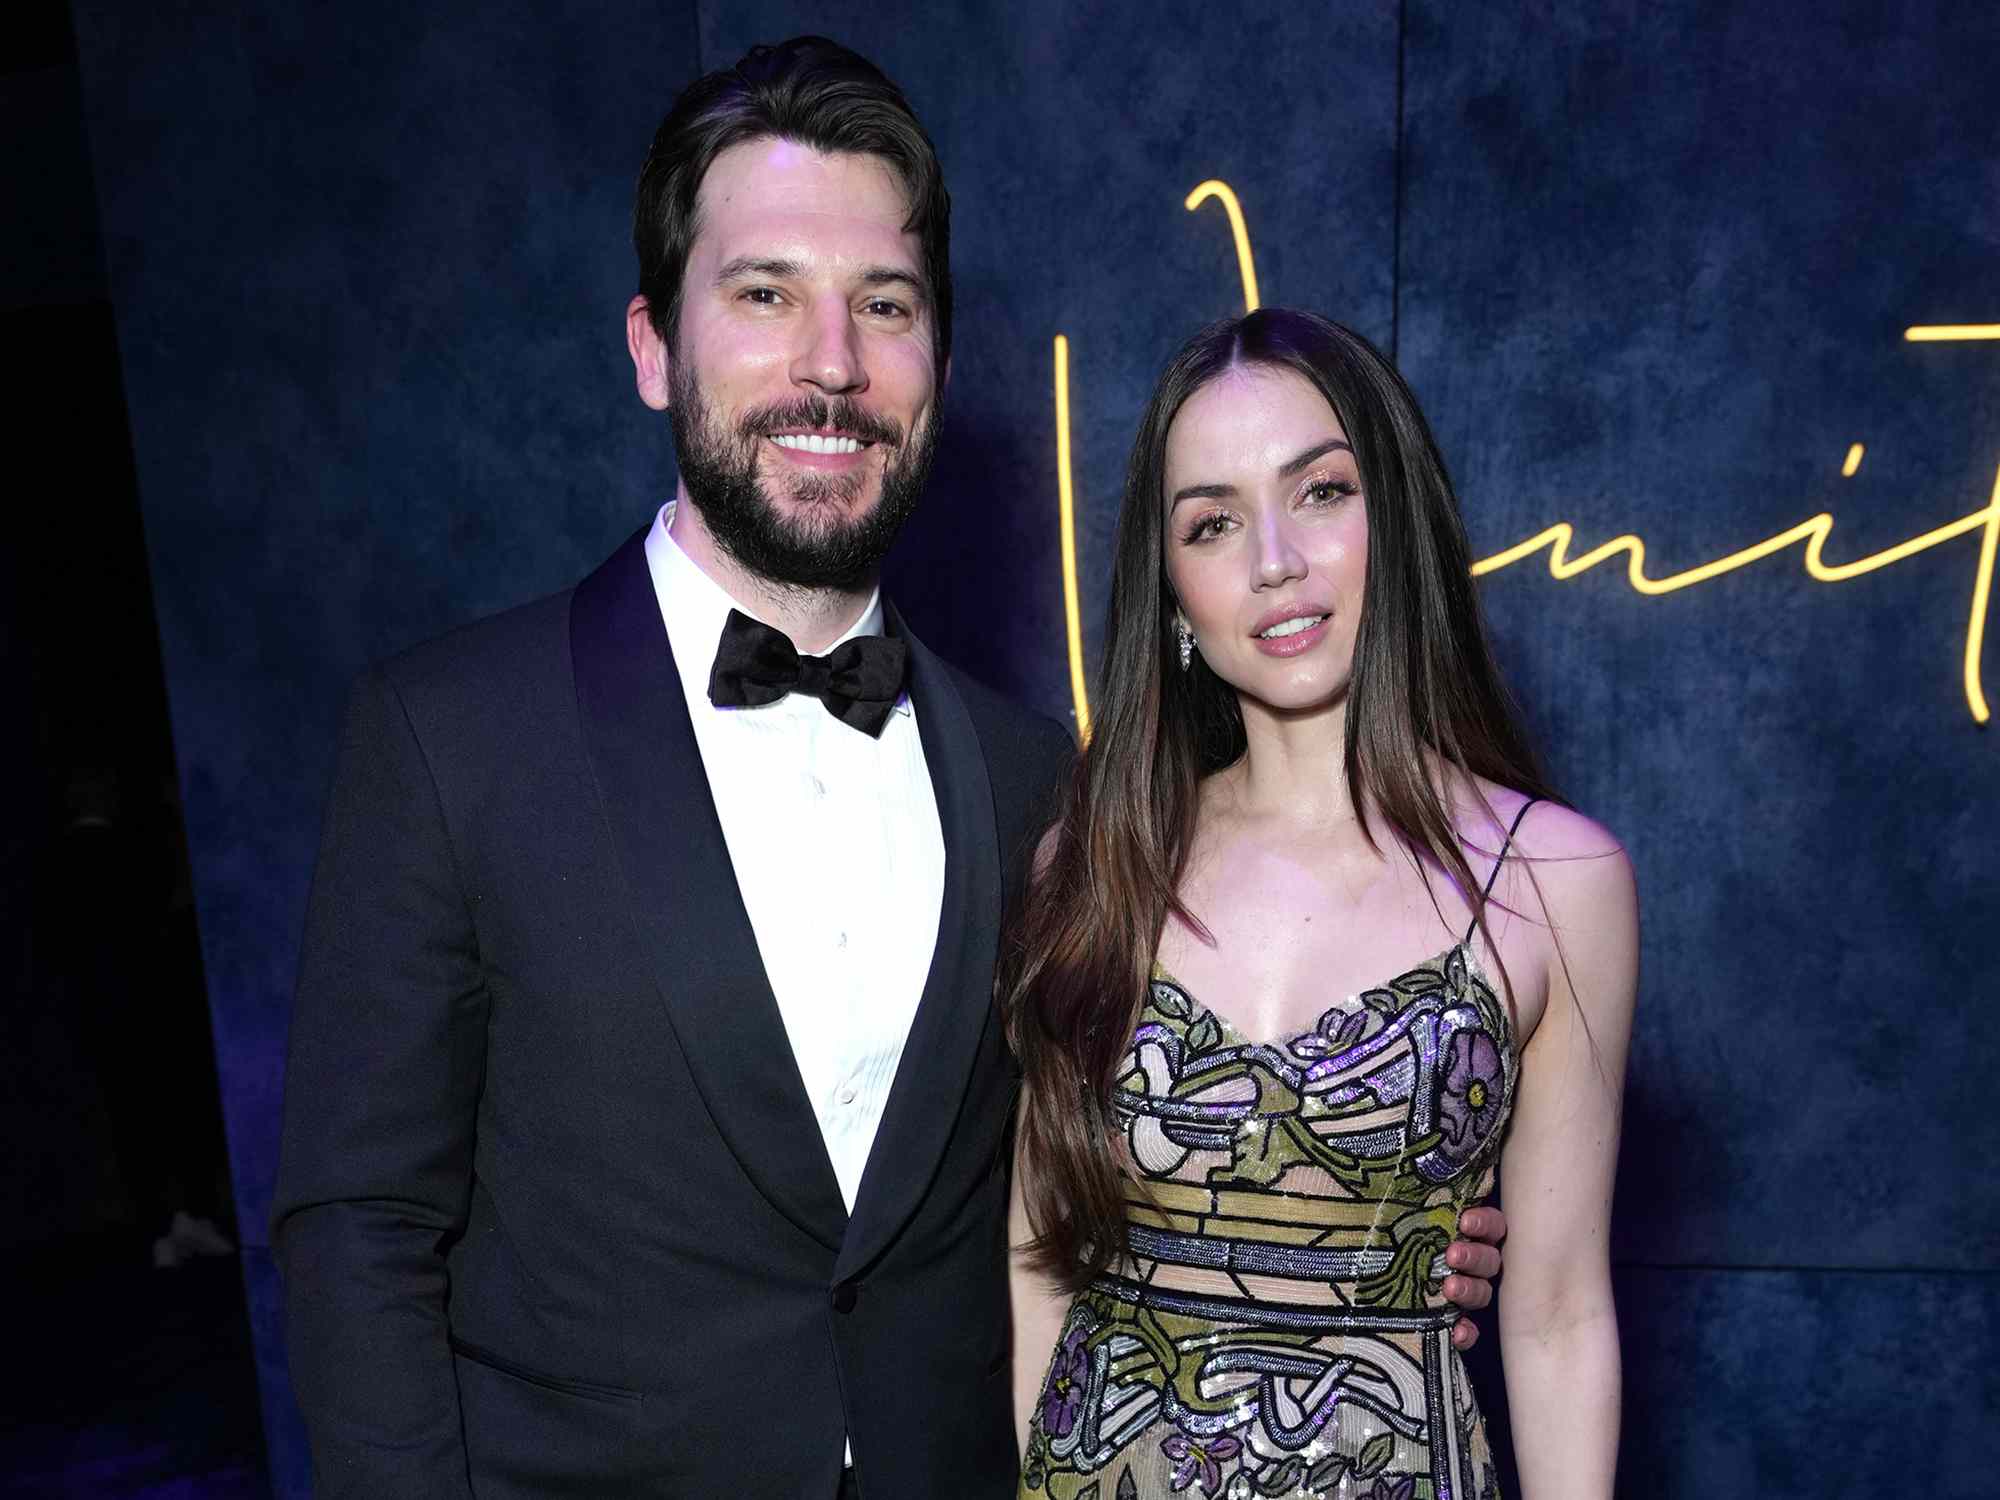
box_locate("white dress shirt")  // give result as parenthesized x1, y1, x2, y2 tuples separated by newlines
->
(643, 503, 946, 1215)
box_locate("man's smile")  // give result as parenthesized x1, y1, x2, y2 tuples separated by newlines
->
(768, 432, 868, 455)
(763, 429, 878, 470)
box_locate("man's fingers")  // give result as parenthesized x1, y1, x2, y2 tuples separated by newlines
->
(1458, 1206, 1508, 1245)
(1440, 1274, 1492, 1311)
(1450, 1315, 1481, 1350)
(1445, 1241, 1502, 1281)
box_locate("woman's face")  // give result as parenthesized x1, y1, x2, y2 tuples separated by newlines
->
(1162, 364, 1368, 716)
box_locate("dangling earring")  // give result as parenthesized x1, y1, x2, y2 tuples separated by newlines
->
(1176, 619, 1195, 672)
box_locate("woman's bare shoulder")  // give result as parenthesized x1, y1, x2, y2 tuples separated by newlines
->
(1464, 780, 1635, 924)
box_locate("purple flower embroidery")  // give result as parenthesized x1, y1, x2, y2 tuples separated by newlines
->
(1160, 1428, 1241, 1495)
(1040, 1325, 1089, 1438)
(1436, 1028, 1504, 1164)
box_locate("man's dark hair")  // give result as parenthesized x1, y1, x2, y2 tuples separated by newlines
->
(634, 36, 952, 368)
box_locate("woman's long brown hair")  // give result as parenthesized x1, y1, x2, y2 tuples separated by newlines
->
(1002, 309, 1560, 1289)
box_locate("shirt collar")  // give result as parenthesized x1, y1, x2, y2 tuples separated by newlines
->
(642, 502, 904, 717)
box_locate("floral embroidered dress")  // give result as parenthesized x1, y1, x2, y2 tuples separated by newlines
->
(1020, 815, 1533, 1500)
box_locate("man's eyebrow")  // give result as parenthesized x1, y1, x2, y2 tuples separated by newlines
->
(713, 255, 806, 285)
(711, 258, 927, 304)
(1277, 438, 1355, 478)
(858, 266, 927, 299)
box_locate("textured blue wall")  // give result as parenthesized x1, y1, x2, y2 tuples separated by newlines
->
(70, 2, 1999, 1495)
(1394, 7, 2000, 1488)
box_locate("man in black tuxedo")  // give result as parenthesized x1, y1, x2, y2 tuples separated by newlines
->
(273, 37, 1503, 1499)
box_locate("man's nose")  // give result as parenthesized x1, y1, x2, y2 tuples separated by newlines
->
(1252, 513, 1308, 589)
(789, 299, 867, 396)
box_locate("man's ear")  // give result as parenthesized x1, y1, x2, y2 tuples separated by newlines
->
(626, 295, 672, 411)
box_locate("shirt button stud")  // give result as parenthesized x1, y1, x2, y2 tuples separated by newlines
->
(837, 1085, 857, 1106)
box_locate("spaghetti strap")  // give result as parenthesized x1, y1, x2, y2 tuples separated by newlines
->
(1463, 797, 1541, 945)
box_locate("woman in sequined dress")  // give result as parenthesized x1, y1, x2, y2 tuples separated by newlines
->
(1003, 310, 1637, 1500)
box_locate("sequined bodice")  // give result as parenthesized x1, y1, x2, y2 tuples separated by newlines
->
(1021, 942, 1518, 1500)
(1116, 941, 1516, 1313)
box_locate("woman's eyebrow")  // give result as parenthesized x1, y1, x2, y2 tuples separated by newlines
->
(1170, 437, 1355, 507)
(1169, 481, 1234, 507)
(1276, 437, 1355, 478)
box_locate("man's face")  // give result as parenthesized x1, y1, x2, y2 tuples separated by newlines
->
(661, 138, 942, 591)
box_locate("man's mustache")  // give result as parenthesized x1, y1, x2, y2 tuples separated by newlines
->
(741, 395, 904, 450)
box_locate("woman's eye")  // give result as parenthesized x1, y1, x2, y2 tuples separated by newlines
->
(1304, 478, 1357, 506)
(1183, 513, 1231, 543)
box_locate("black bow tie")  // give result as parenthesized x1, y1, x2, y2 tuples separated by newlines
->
(707, 608, 909, 737)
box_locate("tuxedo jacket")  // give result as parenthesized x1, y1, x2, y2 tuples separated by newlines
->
(272, 530, 1073, 1498)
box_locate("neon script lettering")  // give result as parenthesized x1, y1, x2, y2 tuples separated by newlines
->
(1052, 188, 1998, 737)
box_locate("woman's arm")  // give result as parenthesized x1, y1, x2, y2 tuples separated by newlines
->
(1008, 1118, 1074, 1459)
(1496, 811, 1639, 1499)
(1007, 827, 1079, 1456)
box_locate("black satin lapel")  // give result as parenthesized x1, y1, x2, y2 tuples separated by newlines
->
(570, 529, 847, 1252)
(835, 608, 1003, 1280)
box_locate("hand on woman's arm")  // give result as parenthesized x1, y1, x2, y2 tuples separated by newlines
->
(1497, 821, 1638, 1500)
(1443, 1204, 1507, 1349)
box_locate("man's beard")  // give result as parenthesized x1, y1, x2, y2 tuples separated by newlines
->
(667, 362, 937, 593)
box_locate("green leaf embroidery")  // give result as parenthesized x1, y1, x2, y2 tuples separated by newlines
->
(1184, 1014, 1221, 1054)
(1307, 1455, 1346, 1488)
(1355, 1430, 1396, 1478)
(1256, 1456, 1306, 1493)
(1391, 965, 1447, 996)
(1117, 1470, 1139, 1500)
(1152, 984, 1192, 1020)
(1076, 1484, 1099, 1500)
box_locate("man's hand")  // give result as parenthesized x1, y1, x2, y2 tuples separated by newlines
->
(1442, 1205, 1506, 1350)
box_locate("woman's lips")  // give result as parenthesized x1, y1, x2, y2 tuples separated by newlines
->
(1249, 612, 1331, 657)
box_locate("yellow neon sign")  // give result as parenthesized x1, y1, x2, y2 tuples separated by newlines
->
(1185, 180, 1261, 313)
(1053, 333, 1091, 743)
(1907, 325, 2000, 342)
(1470, 472, 2000, 724)
(1052, 182, 2000, 733)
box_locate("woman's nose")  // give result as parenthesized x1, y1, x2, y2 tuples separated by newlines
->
(1253, 516, 1307, 588)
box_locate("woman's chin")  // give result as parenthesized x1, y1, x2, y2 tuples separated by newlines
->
(1217, 668, 1353, 722)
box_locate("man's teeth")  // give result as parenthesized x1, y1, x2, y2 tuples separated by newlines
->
(1259, 614, 1328, 639)
(770, 433, 863, 455)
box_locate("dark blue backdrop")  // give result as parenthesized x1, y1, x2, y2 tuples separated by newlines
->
(69, 2, 1999, 1494)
